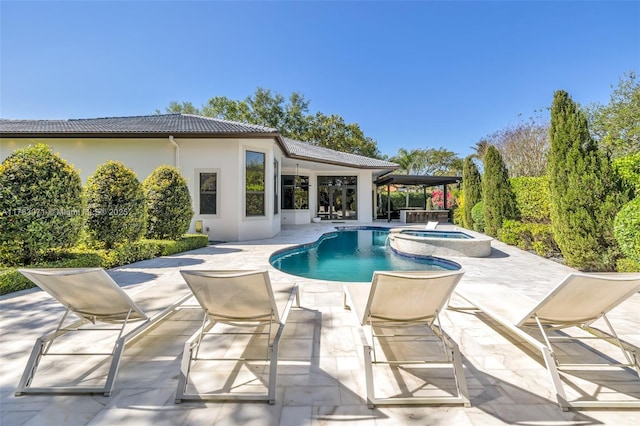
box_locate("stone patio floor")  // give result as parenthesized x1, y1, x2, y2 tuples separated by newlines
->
(1, 222, 639, 425)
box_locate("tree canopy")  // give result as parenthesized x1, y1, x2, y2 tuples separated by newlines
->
(586, 71, 640, 157)
(482, 116, 550, 177)
(157, 87, 381, 158)
(390, 147, 463, 176)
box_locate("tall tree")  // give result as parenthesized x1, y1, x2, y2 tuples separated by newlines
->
(389, 148, 425, 206)
(482, 146, 518, 237)
(483, 117, 550, 177)
(470, 139, 489, 162)
(586, 71, 640, 157)
(422, 147, 464, 176)
(548, 90, 628, 271)
(303, 112, 380, 158)
(158, 88, 382, 158)
(462, 156, 482, 229)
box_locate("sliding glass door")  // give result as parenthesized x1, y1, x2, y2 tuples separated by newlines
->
(317, 176, 357, 220)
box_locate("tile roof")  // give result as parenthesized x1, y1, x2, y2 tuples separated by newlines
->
(0, 114, 279, 135)
(0, 113, 398, 170)
(282, 137, 397, 169)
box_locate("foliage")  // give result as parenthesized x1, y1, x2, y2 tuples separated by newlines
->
(0, 235, 208, 295)
(498, 220, 560, 258)
(483, 116, 550, 177)
(462, 156, 482, 229)
(0, 144, 84, 266)
(470, 139, 489, 162)
(612, 152, 640, 193)
(159, 87, 382, 158)
(431, 189, 455, 209)
(614, 197, 640, 264)
(453, 192, 465, 225)
(510, 176, 550, 223)
(482, 146, 518, 237)
(586, 71, 640, 157)
(143, 166, 194, 240)
(304, 112, 380, 158)
(471, 201, 485, 232)
(390, 147, 463, 176)
(85, 161, 147, 248)
(377, 190, 432, 217)
(548, 90, 629, 271)
(390, 148, 425, 175)
(616, 257, 640, 272)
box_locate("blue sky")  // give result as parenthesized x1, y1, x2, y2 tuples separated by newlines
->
(1, 1, 639, 159)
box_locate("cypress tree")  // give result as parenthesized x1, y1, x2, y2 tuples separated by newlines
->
(482, 146, 518, 236)
(548, 90, 628, 271)
(462, 156, 482, 229)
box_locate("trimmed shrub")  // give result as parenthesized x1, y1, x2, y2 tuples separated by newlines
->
(0, 144, 84, 265)
(614, 197, 640, 264)
(143, 166, 194, 240)
(510, 176, 551, 223)
(482, 146, 518, 236)
(498, 220, 559, 258)
(462, 157, 482, 229)
(548, 90, 629, 271)
(0, 234, 208, 295)
(471, 201, 485, 232)
(85, 161, 146, 248)
(617, 257, 640, 272)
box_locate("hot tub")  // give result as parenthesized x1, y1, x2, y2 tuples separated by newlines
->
(387, 227, 492, 258)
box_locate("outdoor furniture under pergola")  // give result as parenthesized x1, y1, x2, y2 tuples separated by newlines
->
(374, 174, 462, 223)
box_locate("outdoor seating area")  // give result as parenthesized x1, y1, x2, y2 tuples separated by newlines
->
(1, 222, 639, 425)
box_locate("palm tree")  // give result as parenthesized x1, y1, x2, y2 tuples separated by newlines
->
(471, 139, 489, 161)
(390, 148, 425, 207)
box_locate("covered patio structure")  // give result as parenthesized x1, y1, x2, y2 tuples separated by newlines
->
(374, 174, 462, 222)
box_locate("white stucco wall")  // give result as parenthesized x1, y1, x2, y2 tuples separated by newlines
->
(0, 136, 378, 241)
(0, 137, 174, 182)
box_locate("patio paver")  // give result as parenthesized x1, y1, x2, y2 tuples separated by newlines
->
(1, 222, 639, 425)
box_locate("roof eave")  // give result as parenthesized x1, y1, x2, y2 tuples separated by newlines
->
(0, 131, 280, 139)
(286, 153, 399, 170)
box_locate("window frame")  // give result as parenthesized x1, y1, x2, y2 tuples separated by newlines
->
(196, 169, 219, 216)
(245, 150, 266, 217)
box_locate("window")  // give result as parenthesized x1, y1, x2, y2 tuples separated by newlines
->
(274, 159, 279, 215)
(281, 175, 309, 209)
(199, 172, 217, 215)
(246, 151, 265, 216)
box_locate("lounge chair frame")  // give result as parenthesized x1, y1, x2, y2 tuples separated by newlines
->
(344, 270, 470, 408)
(15, 268, 190, 397)
(175, 270, 299, 404)
(454, 272, 640, 411)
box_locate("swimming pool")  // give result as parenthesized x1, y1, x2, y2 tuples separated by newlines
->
(270, 228, 460, 282)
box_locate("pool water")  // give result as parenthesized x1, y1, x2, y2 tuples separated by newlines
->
(270, 228, 459, 282)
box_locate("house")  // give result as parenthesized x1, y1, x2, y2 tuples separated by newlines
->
(0, 114, 398, 242)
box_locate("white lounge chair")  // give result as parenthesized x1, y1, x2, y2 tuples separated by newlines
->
(176, 269, 299, 404)
(15, 268, 191, 396)
(425, 221, 439, 230)
(343, 270, 469, 408)
(454, 272, 640, 410)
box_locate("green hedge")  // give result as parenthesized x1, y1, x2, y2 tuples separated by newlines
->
(510, 176, 551, 223)
(498, 220, 560, 258)
(0, 234, 208, 296)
